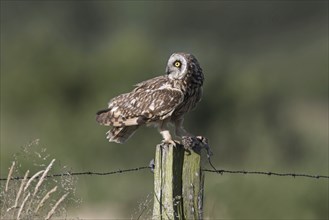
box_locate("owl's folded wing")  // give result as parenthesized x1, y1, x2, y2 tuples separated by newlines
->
(96, 88, 183, 127)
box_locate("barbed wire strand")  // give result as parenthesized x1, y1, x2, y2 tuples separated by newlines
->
(203, 168, 329, 179)
(208, 152, 328, 179)
(0, 164, 328, 181)
(0, 166, 150, 181)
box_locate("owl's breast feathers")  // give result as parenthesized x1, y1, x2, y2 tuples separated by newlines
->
(96, 76, 184, 127)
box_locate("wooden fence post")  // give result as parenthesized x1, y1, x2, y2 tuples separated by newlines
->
(152, 137, 206, 220)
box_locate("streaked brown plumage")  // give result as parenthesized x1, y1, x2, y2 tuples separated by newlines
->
(96, 52, 204, 144)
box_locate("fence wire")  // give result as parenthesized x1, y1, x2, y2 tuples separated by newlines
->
(1, 165, 328, 181)
(0, 166, 150, 181)
(205, 156, 329, 179)
(203, 168, 329, 179)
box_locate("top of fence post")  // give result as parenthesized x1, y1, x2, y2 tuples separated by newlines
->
(152, 136, 207, 220)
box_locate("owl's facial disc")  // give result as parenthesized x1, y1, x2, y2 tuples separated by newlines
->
(166, 53, 188, 80)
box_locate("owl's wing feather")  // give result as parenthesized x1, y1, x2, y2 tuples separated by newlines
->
(134, 76, 165, 89)
(96, 87, 183, 127)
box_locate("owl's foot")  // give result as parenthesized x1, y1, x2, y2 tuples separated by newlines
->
(161, 138, 177, 147)
(160, 130, 177, 146)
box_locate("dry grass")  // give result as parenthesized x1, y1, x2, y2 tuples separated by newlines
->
(0, 139, 78, 219)
(131, 193, 153, 220)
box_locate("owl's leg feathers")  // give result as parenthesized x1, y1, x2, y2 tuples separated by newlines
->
(158, 121, 176, 146)
(174, 118, 191, 137)
(175, 126, 190, 137)
(160, 130, 176, 145)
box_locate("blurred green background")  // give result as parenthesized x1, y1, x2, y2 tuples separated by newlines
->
(1, 1, 328, 219)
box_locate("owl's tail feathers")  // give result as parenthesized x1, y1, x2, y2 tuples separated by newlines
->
(106, 126, 139, 144)
(96, 108, 111, 125)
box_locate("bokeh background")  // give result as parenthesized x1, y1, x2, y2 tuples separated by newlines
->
(1, 1, 328, 219)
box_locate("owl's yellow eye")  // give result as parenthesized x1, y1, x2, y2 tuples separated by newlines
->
(174, 61, 181, 68)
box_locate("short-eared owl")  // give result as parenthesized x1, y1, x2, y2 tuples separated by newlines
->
(96, 52, 204, 144)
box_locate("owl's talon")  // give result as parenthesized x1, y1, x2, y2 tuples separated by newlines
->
(161, 139, 176, 147)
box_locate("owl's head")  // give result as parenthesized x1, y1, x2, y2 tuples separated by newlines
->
(165, 52, 201, 80)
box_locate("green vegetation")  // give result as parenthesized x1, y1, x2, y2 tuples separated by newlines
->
(1, 1, 328, 219)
